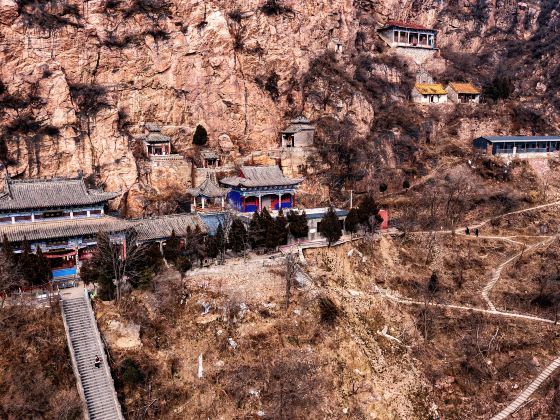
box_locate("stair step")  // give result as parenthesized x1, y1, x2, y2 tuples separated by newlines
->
(61, 295, 123, 420)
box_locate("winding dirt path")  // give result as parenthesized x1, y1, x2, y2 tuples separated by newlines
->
(299, 199, 560, 418)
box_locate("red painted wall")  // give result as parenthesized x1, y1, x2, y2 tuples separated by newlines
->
(378, 210, 389, 230)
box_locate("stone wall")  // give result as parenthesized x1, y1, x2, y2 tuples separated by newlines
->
(395, 47, 437, 65)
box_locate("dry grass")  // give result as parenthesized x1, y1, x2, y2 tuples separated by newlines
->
(0, 304, 81, 419)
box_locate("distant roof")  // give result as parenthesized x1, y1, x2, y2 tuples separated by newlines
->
(0, 216, 130, 242)
(302, 207, 349, 220)
(138, 132, 171, 143)
(188, 177, 229, 198)
(134, 214, 207, 242)
(380, 20, 435, 32)
(448, 82, 480, 95)
(201, 150, 219, 159)
(0, 178, 119, 211)
(220, 166, 303, 188)
(282, 116, 315, 134)
(137, 123, 170, 143)
(415, 83, 447, 95)
(475, 136, 560, 144)
(144, 123, 161, 132)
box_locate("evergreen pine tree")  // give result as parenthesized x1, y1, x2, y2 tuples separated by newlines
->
(163, 229, 181, 263)
(228, 218, 248, 254)
(275, 209, 288, 246)
(34, 246, 52, 284)
(2, 234, 14, 261)
(357, 194, 381, 232)
(344, 207, 360, 235)
(428, 271, 439, 294)
(318, 206, 342, 247)
(192, 124, 208, 146)
(215, 223, 225, 254)
(261, 208, 278, 250)
(287, 210, 309, 239)
(248, 210, 265, 248)
(206, 236, 219, 259)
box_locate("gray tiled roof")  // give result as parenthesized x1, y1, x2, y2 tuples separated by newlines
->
(188, 177, 229, 198)
(282, 116, 315, 134)
(138, 132, 171, 143)
(134, 213, 207, 242)
(201, 150, 219, 159)
(0, 178, 119, 211)
(144, 122, 161, 132)
(220, 166, 303, 188)
(0, 216, 131, 242)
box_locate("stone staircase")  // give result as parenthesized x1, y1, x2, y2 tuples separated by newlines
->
(61, 292, 123, 420)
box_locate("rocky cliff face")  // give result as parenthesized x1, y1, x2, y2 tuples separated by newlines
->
(0, 0, 558, 211)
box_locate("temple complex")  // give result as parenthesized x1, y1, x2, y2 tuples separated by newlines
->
(219, 166, 303, 212)
(0, 176, 124, 278)
(0, 175, 207, 278)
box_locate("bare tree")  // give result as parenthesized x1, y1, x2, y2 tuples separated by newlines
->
(285, 252, 297, 310)
(96, 229, 147, 302)
(0, 251, 24, 310)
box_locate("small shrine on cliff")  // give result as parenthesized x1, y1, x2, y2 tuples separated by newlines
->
(219, 166, 303, 213)
(281, 116, 315, 148)
(377, 20, 437, 49)
(446, 82, 481, 104)
(138, 123, 172, 157)
(200, 150, 221, 168)
(412, 83, 448, 104)
(377, 20, 438, 65)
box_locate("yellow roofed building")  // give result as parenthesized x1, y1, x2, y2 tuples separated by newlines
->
(446, 82, 481, 104)
(412, 83, 448, 104)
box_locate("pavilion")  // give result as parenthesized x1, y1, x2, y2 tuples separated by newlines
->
(188, 176, 230, 211)
(377, 20, 437, 49)
(219, 166, 303, 213)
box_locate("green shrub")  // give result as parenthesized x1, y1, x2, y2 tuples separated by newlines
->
(121, 358, 144, 386)
(192, 124, 208, 146)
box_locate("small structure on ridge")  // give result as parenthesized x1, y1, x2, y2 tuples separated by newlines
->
(138, 123, 172, 157)
(378, 20, 437, 49)
(446, 83, 481, 104)
(473, 135, 560, 157)
(281, 116, 315, 148)
(412, 83, 448, 104)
